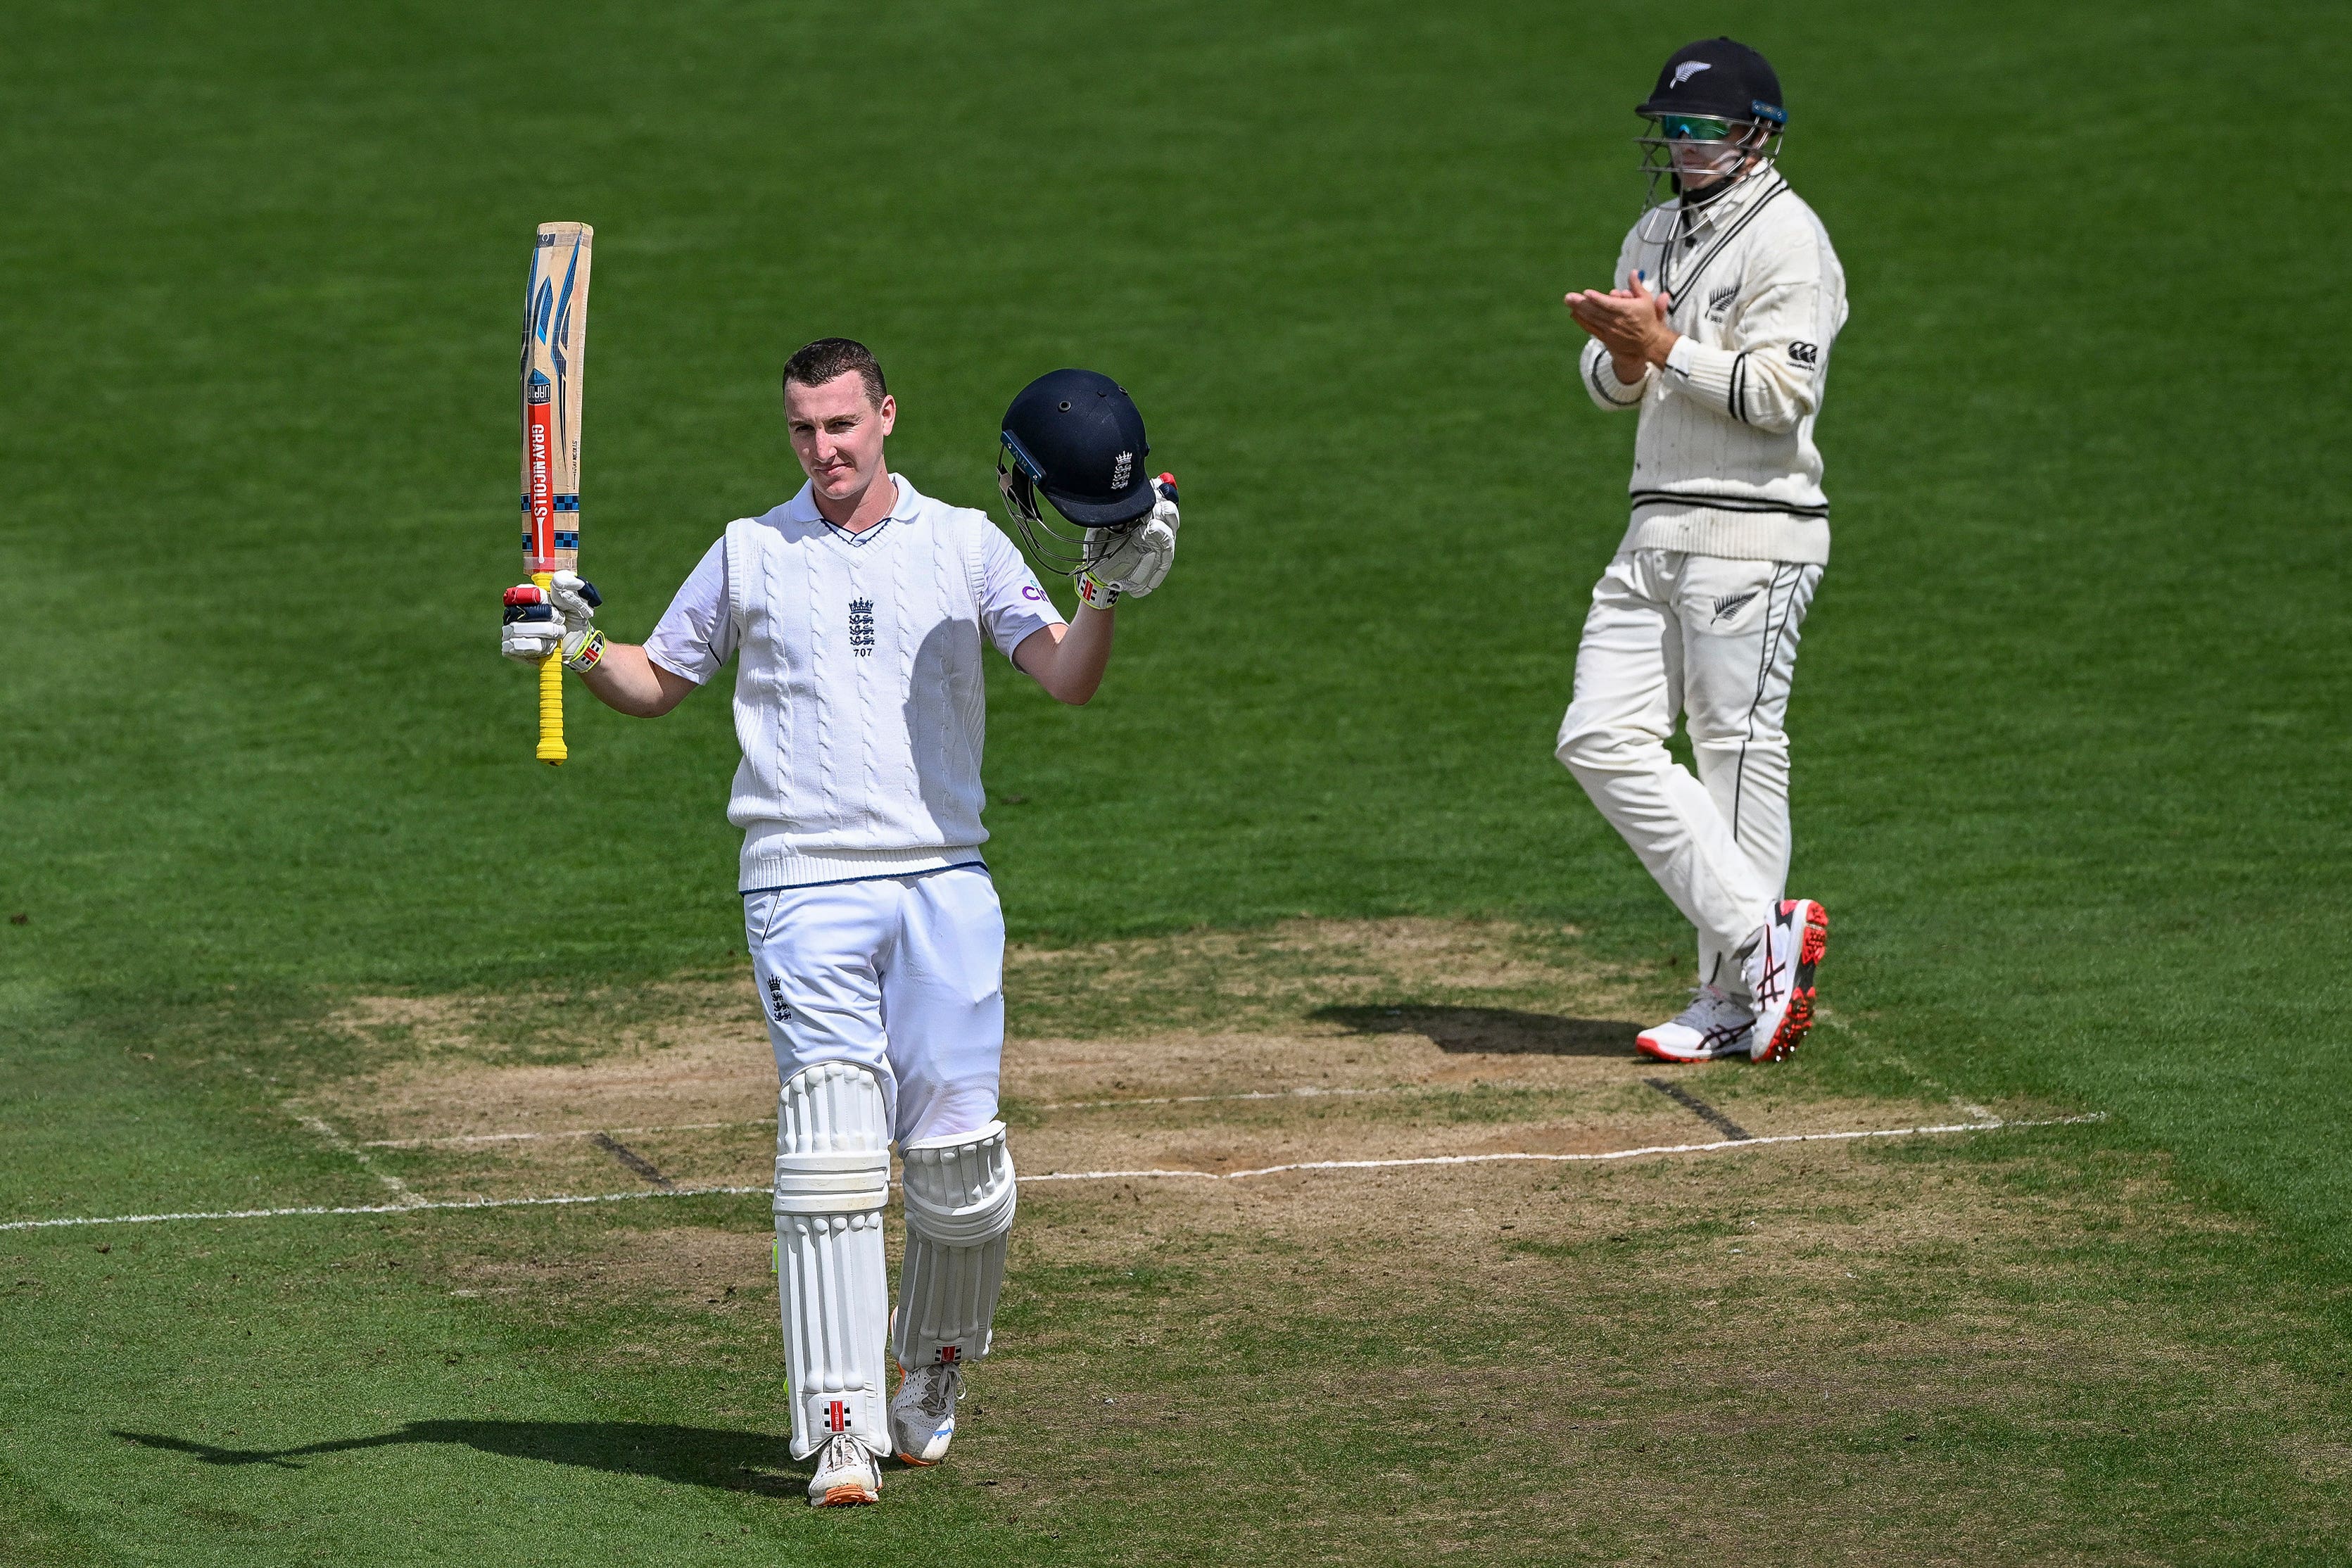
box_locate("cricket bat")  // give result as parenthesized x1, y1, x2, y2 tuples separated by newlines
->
(519, 220, 593, 766)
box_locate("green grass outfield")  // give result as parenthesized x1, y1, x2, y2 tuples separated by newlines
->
(3, 0, 2348, 1561)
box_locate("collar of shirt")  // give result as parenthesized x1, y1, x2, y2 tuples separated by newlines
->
(1670, 165, 1785, 241)
(783, 472, 923, 531)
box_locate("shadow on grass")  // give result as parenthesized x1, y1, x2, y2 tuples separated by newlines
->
(1312, 1005, 1639, 1057)
(113, 1421, 804, 1497)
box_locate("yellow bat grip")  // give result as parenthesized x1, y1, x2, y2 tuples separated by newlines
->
(533, 570, 567, 766)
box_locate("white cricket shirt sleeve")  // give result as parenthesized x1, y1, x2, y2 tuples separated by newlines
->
(1580, 229, 1655, 410)
(1582, 339, 1651, 410)
(978, 525, 1061, 659)
(644, 537, 736, 684)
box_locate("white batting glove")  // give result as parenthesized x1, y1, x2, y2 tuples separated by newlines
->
(1075, 475, 1180, 611)
(500, 571, 607, 671)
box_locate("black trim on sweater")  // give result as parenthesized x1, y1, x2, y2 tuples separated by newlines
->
(1656, 175, 1788, 317)
(1732, 564, 1804, 845)
(740, 860, 991, 896)
(1629, 488, 1829, 519)
(1587, 350, 1645, 407)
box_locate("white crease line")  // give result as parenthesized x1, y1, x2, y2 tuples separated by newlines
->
(1814, 1008, 1995, 1123)
(222, 1060, 430, 1207)
(0, 1115, 2104, 1232)
(0, 1186, 776, 1232)
(293, 1115, 426, 1208)
(1024, 1115, 2107, 1183)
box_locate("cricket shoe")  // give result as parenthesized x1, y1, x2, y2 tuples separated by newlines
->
(1636, 986, 1757, 1062)
(890, 1361, 963, 1466)
(807, 1434, 881, 1507)
(1740, 899, 1829, 1063)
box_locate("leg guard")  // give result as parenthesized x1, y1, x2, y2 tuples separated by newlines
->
(892, 1121, 1017, 1370)
(774, 1063, 892, 1461)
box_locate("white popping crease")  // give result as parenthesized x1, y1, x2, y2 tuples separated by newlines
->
(1018, 1115, 2107, 1182)
(0, 1115, 2106, 1232)
(293, 1113, 426, 1206)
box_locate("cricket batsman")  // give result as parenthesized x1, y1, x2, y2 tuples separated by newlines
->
(498, 341, 1180, 1505)
(1557, 39, 1846, 1064)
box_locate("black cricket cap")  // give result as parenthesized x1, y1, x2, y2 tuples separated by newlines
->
(1637, 38, 1786, 126)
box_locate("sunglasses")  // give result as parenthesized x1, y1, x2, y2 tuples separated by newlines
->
(1655, 115, 1738, 142)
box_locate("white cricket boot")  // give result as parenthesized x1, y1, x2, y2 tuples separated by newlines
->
(1636, 985, 1757, 1063)
(890, 1361, 963, 1466)
(807, 1433, 881, 1507)
(1741, 899, 1829, 1063)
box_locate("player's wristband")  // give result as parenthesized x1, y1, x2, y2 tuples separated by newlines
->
(563, 628, 607, 674)
(1075, 573, 1121, 611)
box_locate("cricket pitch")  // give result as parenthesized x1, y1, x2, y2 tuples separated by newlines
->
(94, 921, 2293, 1561)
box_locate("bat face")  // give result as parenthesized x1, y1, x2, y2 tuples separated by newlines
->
(521, 222, 593, 576)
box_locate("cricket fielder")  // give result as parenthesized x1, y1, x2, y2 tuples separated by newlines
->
(500, 341, 1180, 1505)
(1557, 38, 1845, 1064)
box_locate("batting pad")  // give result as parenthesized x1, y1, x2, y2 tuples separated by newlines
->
(893, 1120, 1017, 1369)
(774, 1062, 893, 1460)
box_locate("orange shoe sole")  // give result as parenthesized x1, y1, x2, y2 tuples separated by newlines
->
(1636, 1031, 1752, 1063)
(1754, 902, 1828, 1063)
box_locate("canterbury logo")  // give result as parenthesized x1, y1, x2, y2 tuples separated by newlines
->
(1671, 61, 1712, 87)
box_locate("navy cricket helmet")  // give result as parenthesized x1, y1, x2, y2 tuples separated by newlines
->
(1636, 37, 1785, 126)
(997, 369, 1154, 569)
(1633, 39, 1788, 220)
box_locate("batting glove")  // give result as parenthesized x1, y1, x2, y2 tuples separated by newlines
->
(1076, 475, 1180, 610)
(500, 571, 607, 672)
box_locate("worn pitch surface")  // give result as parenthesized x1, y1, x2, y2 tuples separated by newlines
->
(305, 920, 1994, 1203)
(30, 924, 2334, 1565)
(8, 924, 2351, 1562)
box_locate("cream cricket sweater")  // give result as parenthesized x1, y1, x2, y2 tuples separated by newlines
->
(1579, 169, 1847, 565)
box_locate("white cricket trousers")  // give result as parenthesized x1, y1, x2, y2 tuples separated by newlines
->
(742, 865, 1005, 1146)
(1555, 549, 1823, 991)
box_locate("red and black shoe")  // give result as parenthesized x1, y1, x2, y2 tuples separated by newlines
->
(1741, 899, 1828, 1063)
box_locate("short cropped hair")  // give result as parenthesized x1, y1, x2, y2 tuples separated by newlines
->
(782, 338, 887, 407)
